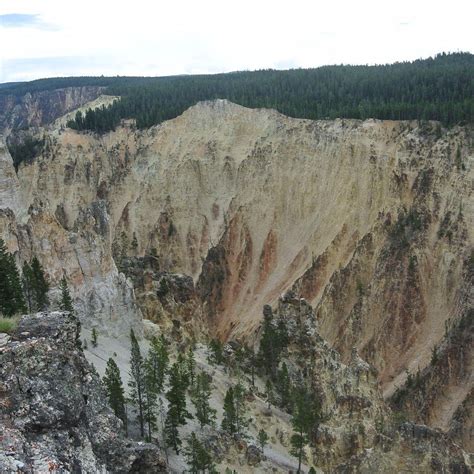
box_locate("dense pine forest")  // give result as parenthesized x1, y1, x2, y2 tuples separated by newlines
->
(2, 52, 473, 132)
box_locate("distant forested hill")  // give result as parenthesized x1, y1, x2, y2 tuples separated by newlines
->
(2, 52, 473, 131)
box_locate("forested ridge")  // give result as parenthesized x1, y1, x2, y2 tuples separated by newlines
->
(2, 52, 473, 132)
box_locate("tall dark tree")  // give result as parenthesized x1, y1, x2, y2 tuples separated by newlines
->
(258, 429, 269, 454)
(277, 362, 292, 409)
(103, 357, 127, 433)
(221, 387, 236, 435)
(207, 339, 224, 365)
(145, 335, 169, 394)
(184, 433, 215, 474)
(191, 371, 216, 428)
(165, 361, 192, 453)
(290, 386, 322, 474)
(58, 275, 74, 313)
(166, 362, 191, 424)
(30, 256, 49, 310)
(164, 406, 182, 453)
(128, 328, 146, 437)
(258, 306, 285, 377)
(0, 239, 26, 317)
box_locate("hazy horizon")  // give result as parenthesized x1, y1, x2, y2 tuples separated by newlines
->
(1, 0, 473, 83)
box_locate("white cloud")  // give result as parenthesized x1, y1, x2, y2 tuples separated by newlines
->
(0, 0, 473, 82)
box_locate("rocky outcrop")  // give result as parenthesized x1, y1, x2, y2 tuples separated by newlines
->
(0, 311, 166, 473)
(0, 86, 104, 131)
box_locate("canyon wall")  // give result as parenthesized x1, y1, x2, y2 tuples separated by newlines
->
(0, 99, 472, 448)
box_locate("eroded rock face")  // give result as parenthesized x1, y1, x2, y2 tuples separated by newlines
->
(267, 295, 471, 473)
(0, 86, 104, 131)
(0, 99, 472, 446)
(0, 312, 166, 473)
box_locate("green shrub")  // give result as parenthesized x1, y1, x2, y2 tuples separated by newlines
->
(0, 316, 19, 334)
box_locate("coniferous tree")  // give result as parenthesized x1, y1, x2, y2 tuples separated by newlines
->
(258, 429, 269, 453)
(30, 256, 49, 310)
(0, 239, 26, 317)
(166, 362, 191, 424)
(165, 361, 192, 453)
(221, 387, 236, 434)
(103, 358, 127, 433)
(191, 371, 217, 428)
(145, 335, 169, 394)
(258, 306, 285, 377)
(277, 362, 292, 409)
(59, 275, 74, 313)
(290, 386, 322, 474)
(128, 328, 146, 437)
(91, 328, 98, 347)
(165, 406, 182, 453)
(184, 433, 215, 473)
(208, 339, 224, 365)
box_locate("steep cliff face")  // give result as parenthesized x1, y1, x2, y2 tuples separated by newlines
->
(0, 312, 166, 473)
(0, 99, 472, 451)
(0, 86, 104, 131)
(256, 295, 471, 472)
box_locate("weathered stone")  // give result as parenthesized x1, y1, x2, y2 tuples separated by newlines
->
(0, 312, 166, 473)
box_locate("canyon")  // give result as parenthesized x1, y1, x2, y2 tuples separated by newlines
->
(0, 90, 472, 470)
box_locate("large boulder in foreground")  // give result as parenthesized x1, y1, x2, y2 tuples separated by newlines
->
(0, 311, 166, 473)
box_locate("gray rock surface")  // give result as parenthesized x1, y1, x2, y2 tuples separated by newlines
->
(0, 311, 166, 473)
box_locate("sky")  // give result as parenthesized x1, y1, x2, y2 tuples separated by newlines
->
(0, 0, 473, 83)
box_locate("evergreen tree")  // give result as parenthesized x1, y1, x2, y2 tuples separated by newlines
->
(191, 371, 217, 428)
(208, 339, 224, 365)
(184, 432, 215, 473)
(258, 306, 285, 377)
(166, 362, 192, 424)
(0, 239, 26, 317)
(145, 335, 169, 394)
(290, 386, 322, 474)
(128, 328, 146, 437)
(257, 429, 269, 453)
(221, 387, 236, 434)
(165, 406, 182, 453)
(0, 239, 26, 316)
(277, 362, 292, 409)
(58, 275, 74, 313)
(91, 328, 98, 347)
(165, 361, 192, 453)
(103, 358, 127, 432)
(30, 256, 49, 310)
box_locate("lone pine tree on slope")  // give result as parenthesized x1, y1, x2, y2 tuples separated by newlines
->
(191, 371, 217, 428)
(103, 357, 127, 433)
(59, 275, 74, 313)
(0, 239, 26, 317)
